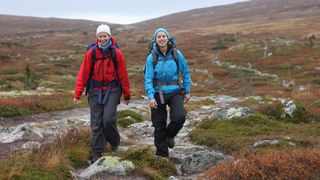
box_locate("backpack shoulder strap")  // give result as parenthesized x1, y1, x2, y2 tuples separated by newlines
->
(89, 47, 96, 79)
(110, 47, 119, 79)
(151, 50, 158, 69)
(172, 48, 181, 86)
(85, 46, 96, 96)
(172, 47, 179, 69)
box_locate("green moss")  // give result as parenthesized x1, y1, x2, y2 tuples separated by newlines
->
(117, 110, 144, 128)
(37, 100, 75, 111)
(118, 109, 143, 121)
(187, 98, 215, 111)
(1, 69, 19, 75)
(125, 147, 150, 162)
(190, 112, 320, 154)
(189, 114, 284, 153)
(201, 98, 215, 106)
(15, 166, 71, 180)
(229, 70, 257, 78)
(145, 155, 176, 177)
(0, 107, 31, 117)
(242, 98, 259, 107)
(16, 167, 57, 180)
(255, 138, 315, 150)
(118, 117, 136, 128)
(124, 147, 176, 179)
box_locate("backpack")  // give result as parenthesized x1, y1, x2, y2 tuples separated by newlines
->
(84, 42, 120, 104)
(145, 39, 181, 87)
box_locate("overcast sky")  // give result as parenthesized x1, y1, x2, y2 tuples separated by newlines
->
(1, 0, 249, 24)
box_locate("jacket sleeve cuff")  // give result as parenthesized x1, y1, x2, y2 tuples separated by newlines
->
(148, 95, 154, 100)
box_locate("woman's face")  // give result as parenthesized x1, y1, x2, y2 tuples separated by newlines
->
(97, 32, 110, 46)
(156, 31, 168, 48)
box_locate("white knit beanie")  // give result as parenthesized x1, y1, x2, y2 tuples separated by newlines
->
(96, 24, 111, 36)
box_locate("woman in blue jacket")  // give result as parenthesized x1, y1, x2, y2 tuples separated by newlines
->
(144, 27, 191, 157)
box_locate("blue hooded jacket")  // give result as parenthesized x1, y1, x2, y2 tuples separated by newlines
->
(144, 28, 191, 100)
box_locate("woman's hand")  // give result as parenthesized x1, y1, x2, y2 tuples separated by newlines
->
(124, 99, 130, 105)
(149, 99, 158, 109)
(73, 98, 80, 105)
(184, 94, 190, 104)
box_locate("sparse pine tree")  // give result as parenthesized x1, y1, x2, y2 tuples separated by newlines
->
(305, 34, 316, 47)
(24, 64, 31, 90)
(224, 34, 236, 42)
(24, 64, 38, 90)
(309, 38, 314, 47)
(213, 39, 226, 50)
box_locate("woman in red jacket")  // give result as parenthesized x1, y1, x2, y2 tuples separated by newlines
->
(74, 24, 130, 162)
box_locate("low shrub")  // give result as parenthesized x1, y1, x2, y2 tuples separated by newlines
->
(0, 92, 87, 117)
(202, 148, 320, 179)
(255, 101, 283, 119)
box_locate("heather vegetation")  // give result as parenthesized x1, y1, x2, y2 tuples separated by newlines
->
(0, 93, 87, 117)
(190, 100, 320, 179)
(201, 148, 320, 179)
(0, 128, 177, 179)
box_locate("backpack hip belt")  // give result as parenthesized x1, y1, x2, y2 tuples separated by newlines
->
(153, 80, 180, 86)
(155, 80, 181, 105)
(89, 80, 119, 105)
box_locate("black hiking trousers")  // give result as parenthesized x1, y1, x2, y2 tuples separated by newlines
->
(151, 89, 186, 157)
(88, 87, 121, 154)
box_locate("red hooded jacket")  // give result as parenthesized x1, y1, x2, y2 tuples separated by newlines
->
(74, 37, 130, 100)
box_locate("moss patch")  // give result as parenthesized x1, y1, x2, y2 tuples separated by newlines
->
(124, 147, 176, 179)
(117, 110, 144, 128)
(189, 113, 320, 154)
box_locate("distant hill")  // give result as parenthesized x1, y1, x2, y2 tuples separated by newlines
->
(136, 0, 320, 30)
(0, 15, 118, 35)
(0, 0, 319, 99)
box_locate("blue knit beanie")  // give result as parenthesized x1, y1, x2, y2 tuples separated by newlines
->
(153, 28, 170, 40)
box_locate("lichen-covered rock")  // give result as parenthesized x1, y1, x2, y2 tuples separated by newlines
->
(77, 156, 135, 179)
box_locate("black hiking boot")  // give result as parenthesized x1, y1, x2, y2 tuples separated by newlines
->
(111, 145, 119, 152)
(91, 152, 102, 164)
(167, 137, 175, 149)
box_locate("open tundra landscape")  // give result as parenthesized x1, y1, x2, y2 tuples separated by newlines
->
(0, 0, 320, 179)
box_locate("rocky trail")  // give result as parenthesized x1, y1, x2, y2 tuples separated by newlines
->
(0, 95, 249, 179)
